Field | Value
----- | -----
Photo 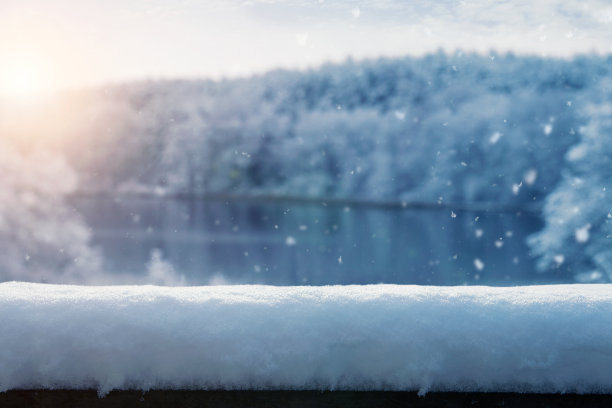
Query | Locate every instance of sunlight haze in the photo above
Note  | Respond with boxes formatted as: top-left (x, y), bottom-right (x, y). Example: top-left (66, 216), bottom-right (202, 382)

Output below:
top-left (1, 0), bottom-right (611, 96)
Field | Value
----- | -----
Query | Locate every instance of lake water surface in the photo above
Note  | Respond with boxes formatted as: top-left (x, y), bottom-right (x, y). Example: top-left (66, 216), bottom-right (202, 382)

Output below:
top-left (72, 197), bottom-right (570, 286)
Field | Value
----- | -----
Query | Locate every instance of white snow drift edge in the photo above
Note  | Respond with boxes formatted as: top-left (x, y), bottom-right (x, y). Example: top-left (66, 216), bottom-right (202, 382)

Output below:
top-left (1, 282), bottom-right (612, 395)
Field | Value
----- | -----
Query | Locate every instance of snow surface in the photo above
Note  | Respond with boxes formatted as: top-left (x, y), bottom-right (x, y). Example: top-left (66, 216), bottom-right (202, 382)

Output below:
top-left (2, 282), bottom-right (612, 396)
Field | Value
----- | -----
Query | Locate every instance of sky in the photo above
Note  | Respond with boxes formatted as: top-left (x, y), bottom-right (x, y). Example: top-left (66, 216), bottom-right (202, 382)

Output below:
top-left (1, 0), bottom-right (612, 97)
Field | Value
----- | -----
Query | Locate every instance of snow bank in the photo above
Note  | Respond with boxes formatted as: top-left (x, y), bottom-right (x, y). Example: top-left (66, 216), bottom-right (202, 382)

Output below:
top-left (2, 282), bottom-right (612, 396)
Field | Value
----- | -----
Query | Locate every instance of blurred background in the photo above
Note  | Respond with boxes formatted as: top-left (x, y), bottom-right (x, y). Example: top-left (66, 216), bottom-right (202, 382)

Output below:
top-left (2, 0), bottom-right (612, 286)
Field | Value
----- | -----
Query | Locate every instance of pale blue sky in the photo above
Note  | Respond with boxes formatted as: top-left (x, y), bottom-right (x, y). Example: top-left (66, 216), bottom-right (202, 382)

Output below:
top-left (1, 0), bottom-right (612, 94)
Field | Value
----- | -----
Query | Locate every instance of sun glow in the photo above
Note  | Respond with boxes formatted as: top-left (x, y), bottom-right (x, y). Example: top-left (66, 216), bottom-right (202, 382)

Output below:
top-left (0, 53), bottom-right (68, 146)
top-left (0, 58), bottom-right (51, 102)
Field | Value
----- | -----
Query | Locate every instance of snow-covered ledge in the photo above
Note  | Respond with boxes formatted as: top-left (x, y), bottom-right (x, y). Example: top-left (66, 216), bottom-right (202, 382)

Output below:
top-left (1, 282), bottom-right (612, 396)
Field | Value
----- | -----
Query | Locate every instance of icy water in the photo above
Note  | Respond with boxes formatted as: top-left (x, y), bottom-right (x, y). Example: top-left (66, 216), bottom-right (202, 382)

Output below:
top-left (71, 197), bottom-right (569, 286)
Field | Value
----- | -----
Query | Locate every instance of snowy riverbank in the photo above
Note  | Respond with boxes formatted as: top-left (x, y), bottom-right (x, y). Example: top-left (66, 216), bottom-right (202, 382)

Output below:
top-left (1, 282), bottom-right (612, 396)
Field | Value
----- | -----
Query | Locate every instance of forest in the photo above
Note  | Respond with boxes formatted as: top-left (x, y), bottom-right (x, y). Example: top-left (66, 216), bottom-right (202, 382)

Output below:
top-left (2, 52), bottom-right (612, 283)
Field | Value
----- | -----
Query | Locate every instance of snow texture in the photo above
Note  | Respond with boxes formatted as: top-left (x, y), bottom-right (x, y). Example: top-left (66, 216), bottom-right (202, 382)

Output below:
top-left (2, 282), bottom-right (612, 396)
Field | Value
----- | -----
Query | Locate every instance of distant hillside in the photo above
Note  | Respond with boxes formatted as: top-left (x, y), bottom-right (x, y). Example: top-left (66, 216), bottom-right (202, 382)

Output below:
top-left (39, 53), bottom-right (612, 206)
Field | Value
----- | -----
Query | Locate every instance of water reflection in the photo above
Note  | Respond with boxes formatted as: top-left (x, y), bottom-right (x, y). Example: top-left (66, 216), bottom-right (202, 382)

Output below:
top-left (71, 197), bottom-right (568, 286)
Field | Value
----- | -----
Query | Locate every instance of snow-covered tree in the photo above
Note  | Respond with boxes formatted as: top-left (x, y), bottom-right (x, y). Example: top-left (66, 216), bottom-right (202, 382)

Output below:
top-left (529, 96), bottom-right (612, 281)
top-left (0, 140), bottom-right (102, 283)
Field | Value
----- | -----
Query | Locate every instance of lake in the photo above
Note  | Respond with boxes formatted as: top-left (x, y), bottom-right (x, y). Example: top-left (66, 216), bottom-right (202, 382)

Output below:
top-left (71, 196), bottom-right (570, 286)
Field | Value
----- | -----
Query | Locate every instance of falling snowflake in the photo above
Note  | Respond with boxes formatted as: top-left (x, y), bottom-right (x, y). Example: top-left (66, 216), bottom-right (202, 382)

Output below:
top-left (544, 124), bottom-right (553, 135)
top-left (489, 131), bottom-right (502, 144)
top-left (575, 225), bottom-right (590, 243)
top-left (524, 169), bottom-right (537, 185)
